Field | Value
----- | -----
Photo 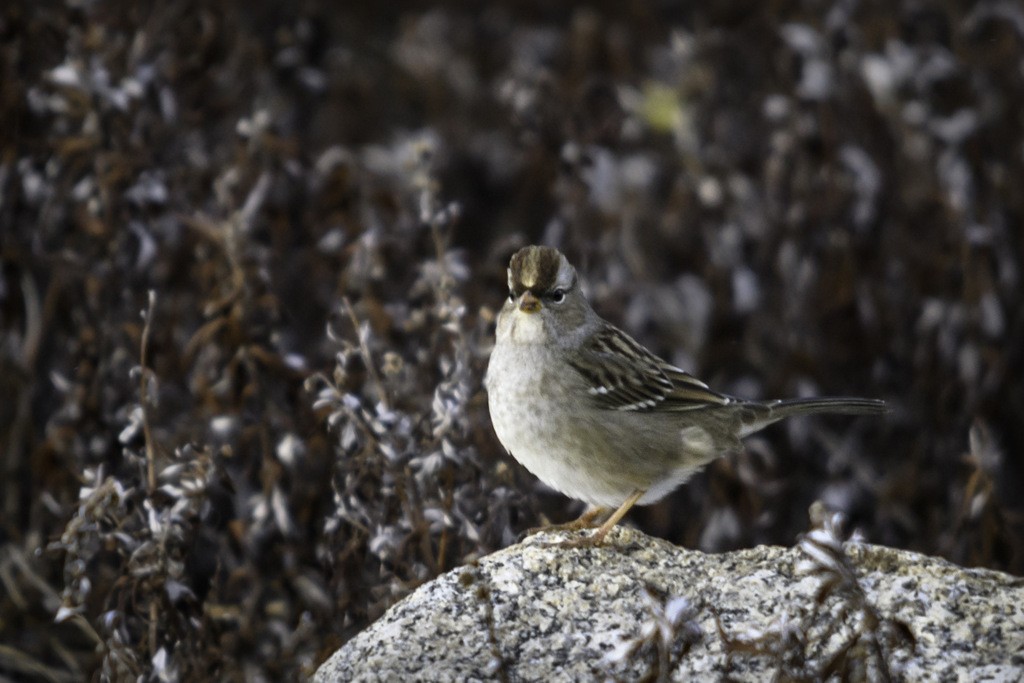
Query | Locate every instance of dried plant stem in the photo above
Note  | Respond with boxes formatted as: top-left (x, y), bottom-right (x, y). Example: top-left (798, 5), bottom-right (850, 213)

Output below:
top-left (140, 290), bottom-right (158, 494)
top-left (18, 272), bottom-right (43, 370)
top-left (343, 296), bottom-right (390, 411)
top-left (139, 291), bottom-right (160, 658)
top-left (429, 221), bottom-right (451, 293)
top-left (3, 275), bottom-right (43, 529)
top-left (149, 601), bottom-right (158, 661)
top-left (0, 642), bottom-right (77, 683)
top-left (397, 468), bottom-right (437, 573)
top-left (428, 199), bottom-right (464, 572)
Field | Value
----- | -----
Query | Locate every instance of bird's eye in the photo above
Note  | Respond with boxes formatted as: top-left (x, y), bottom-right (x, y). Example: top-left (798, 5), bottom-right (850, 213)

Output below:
top-left (508, 291), bottom-right (515, 302)
top-left (550, 289), bottom-right (566, 304)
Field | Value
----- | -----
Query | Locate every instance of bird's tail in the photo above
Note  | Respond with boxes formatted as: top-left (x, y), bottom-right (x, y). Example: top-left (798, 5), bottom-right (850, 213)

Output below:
top-left (737, 397), bottom-right (887, 437)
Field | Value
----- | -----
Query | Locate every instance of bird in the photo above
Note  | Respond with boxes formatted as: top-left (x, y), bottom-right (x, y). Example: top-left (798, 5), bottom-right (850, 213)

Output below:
top-left (484, 245), bottom-right (886, 545)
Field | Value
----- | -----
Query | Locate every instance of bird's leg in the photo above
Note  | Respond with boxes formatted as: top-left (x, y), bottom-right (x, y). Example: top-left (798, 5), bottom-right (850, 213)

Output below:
top-left (555, 489), bottom-right (645, 548)
top-left (589, 489), bottom-right (644, 544)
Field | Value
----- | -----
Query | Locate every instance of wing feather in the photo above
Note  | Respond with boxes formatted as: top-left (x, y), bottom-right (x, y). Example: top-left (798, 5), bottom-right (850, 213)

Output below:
top-left (568, 324), bottom-right (733, 412)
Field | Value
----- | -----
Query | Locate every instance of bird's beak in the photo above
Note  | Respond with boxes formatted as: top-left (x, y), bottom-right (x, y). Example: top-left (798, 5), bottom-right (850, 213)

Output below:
top-left (518, 291), bottom-right (541, 314)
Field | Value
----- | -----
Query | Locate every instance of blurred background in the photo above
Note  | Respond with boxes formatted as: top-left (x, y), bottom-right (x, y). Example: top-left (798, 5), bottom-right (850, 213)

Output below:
top-left (1, 0), bottom-right (1022, 679)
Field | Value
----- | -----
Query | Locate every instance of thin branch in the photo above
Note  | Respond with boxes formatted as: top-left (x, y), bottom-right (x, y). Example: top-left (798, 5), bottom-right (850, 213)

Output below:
top-left (138, 291), bottom-right (160, 658)
top-left (139, 290), bottom-right (158, 494)
top-left (343, 296), bottom-right (390, 411)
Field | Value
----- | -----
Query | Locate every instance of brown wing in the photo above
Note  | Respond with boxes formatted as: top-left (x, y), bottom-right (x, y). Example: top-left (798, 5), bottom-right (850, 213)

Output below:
top-left (568, 323), bottom-right (733, 412)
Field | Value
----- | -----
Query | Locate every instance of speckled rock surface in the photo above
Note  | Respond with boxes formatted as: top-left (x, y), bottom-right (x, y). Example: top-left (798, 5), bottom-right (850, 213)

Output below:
top-left (315, 528), bottom-right (1024, 682)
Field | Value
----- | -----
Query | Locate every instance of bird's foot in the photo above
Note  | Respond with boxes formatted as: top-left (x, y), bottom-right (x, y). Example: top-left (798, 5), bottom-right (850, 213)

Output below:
top-left (524, 507), bottom-right (609, 536)
top-left (542, 489), bottom-right (645, 548)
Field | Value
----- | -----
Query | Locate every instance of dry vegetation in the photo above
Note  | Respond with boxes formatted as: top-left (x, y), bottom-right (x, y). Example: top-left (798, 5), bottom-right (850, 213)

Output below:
top-left (717, 503), bottom-right (916, 682)
top-left (1, 1), bottom-right (1022, 679)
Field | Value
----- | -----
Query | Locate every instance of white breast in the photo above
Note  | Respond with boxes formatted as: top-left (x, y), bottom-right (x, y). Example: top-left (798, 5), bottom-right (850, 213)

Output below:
top-left (485, 328), bottom-right (638, 508)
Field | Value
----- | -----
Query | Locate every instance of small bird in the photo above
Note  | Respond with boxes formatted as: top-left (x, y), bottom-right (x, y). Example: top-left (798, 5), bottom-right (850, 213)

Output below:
top-left (485, 245), bottom-right (886, 545)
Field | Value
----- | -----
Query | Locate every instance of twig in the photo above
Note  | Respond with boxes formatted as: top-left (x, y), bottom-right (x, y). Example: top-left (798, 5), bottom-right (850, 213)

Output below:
top-left (138, 291), bottom-right (159, 657)
top-left (19, 271), bottom-right (43, 370)
top-left (0, 643), bottom-right (78, 683)
top-left (4, 274), bottom-right (43, 531)
top-left (342, 296), bottom-right (390, 411)
top-left (139, 290), bottom-right (158, 494)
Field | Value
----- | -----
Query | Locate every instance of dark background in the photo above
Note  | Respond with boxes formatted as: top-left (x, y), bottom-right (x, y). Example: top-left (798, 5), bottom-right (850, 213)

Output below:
top-left (1, 0), bottom-right (1022, 679)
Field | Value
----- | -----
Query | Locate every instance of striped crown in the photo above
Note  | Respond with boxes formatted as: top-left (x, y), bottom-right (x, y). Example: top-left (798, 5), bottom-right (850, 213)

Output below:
top-left (508, 246), bottom-right (575, 296)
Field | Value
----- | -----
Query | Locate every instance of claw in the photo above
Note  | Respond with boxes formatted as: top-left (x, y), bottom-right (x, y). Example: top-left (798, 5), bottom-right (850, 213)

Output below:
top-left (536, 489), bottom-right (646, 548)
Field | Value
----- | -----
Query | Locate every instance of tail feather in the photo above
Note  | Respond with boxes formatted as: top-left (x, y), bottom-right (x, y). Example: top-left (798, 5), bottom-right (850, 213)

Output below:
top-left (737, 397), bottom-right (886, 437)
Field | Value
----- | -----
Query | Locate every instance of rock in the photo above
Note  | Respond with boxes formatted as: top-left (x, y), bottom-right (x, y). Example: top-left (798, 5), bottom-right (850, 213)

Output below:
top-left (315, 527), bottom-right (1024, 682)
